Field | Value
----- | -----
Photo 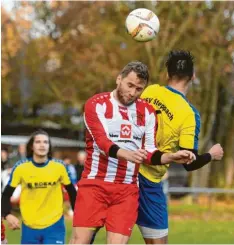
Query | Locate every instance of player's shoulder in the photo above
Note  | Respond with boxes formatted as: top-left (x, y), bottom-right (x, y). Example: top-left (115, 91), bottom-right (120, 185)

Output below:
top-left (185, 103), bottom-right (200, 128)
top-left (136, 98), bottom-right (155, 114)
top-left (146, 84), bottom-right (161, 90)
top-left (50, 158), bottom-right (66, 167)
top-left (188, 102), bottom-right (200, 116)
top-left (142, 84), bottom-right (161, 97)
top-left (181, 100), bottom-right (200, 120)
top-left (12, 158), bottom-right (31, 171)
top-left (165, 86), bottom-right (200, 116)
top-left (147, 83), bottom-right (161, 90)
top-left (86, 92), bottom-right (111, 105)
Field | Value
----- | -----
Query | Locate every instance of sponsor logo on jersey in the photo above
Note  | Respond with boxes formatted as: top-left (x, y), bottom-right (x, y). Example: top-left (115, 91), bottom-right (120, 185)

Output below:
top-left (109, 133), bottom-right (118, 138)
top-left (133, 135), bottom-right (142, 141)
top-left (27, 181), bottom-right (57, 189)
top-left (120, 124), bottom-right (132, 138)
top-left (145, 97), bottom-right (174, 121)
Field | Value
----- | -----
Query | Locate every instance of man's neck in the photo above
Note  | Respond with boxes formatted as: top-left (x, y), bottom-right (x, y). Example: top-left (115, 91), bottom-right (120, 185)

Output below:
top-left (113, 90), bottom-right (125, 106)
top-left (33, 155), bottom-right (48, 164)
top-left (167, 79), bottom-right (190, 96)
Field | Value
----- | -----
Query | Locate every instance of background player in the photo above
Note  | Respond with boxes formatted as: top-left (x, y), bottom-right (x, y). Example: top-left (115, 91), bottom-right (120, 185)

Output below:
top-left (1, 130), bottom-right (77, 244)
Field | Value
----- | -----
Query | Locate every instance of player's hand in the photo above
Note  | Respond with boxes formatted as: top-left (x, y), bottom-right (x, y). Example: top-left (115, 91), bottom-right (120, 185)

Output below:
top-left (170, 150), bottom-right (196, 164)
top-left (5, 214), bottom-right (20, 230)
top-left (126, 149), bottom-right (147, 164)
top-left (117, 149), bottom-right (147, 164)
top-left (132, 149), bottom-right (148, 164)
top-left (208, 143), bottom-right (224, 161)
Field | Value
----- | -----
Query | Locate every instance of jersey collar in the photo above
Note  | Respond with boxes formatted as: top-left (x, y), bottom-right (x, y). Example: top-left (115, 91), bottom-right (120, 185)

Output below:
top-left (31, 158), bottom-right (50, 167)
top-left (165, 86), bottom-right (188, 101)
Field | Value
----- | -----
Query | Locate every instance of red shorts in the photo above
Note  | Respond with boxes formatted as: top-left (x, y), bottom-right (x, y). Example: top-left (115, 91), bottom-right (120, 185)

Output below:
top-left (73, 179), bottom-right (139, 236)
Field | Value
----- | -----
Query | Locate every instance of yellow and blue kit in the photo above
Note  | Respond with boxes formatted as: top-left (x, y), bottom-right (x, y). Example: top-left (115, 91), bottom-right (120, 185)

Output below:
top-left (6, 158), bottom-right (73, 244)
top-left (137, 84), bottom-right (201, 230)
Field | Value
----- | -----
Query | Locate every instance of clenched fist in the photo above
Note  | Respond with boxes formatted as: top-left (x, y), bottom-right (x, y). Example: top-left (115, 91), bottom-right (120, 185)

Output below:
top-left (208, 143), bottom-right (224, 161)
top-left (161, 150), bottom-right (196, 165)
top-left (117, 148), bottom-right (147, 164)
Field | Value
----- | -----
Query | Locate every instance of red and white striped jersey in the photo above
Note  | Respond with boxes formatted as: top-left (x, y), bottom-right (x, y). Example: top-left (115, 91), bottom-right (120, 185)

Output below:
top-left (82, 92), bottom-right (158, 184)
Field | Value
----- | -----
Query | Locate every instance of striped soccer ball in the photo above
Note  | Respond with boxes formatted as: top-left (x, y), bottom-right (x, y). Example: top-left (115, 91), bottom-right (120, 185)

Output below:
top-left (125, 8), bottom-right (160, 42)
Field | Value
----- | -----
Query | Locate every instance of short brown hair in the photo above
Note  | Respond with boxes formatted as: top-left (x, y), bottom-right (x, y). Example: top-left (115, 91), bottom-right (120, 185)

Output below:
top-left (120, 61), bottom-right (149, 83)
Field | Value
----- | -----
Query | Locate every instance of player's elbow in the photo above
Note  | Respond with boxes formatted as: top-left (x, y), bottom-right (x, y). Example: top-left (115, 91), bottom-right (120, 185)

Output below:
top-left (2, 185), bottom-right (15, 198)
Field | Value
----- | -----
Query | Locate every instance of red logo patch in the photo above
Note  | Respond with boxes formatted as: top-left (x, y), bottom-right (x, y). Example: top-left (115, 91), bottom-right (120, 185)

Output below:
top-left (120, 124), bottom-right (132, 139)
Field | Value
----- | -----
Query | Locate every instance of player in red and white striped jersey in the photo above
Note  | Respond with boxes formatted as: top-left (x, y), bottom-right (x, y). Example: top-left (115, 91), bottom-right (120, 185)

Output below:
top-left (82, 91), bottom-right (157, 184)
top-left (71, 61), bottom-right (195, 244)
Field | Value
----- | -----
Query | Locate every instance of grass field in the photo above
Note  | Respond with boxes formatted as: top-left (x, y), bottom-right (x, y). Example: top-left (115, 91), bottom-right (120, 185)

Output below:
top-left (5, 203), bottom-right (234, 244)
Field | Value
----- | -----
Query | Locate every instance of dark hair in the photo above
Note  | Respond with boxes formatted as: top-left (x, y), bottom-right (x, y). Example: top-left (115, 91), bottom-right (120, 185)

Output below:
top-left (165, 50), bottom-right (194, 81)
top-left (1, 147), bottom-right (8, 153)
top-left (26, 129), bottom-right (52, 158)
top-left (120, 61), bottom-right (149, 83)
top-left (63, 156), bottom-right (70, 160)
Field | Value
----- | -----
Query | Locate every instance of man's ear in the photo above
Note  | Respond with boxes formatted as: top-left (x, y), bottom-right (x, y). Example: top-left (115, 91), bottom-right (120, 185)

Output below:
top-left (191, 73), bottom-right (196, 81)
top-left (116, 75), bottom-right (121, 85)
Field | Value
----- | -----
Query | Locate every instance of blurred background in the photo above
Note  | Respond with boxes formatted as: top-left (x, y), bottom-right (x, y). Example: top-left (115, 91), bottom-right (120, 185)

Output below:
top-left (1, 0), bottom-right (234, 243)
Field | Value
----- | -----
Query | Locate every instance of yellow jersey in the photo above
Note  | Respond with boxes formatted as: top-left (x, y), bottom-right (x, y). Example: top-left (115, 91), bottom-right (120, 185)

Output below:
top-left (140, 84), bottom-right (200, 183)
top-left (8, 158), bottom-right (71, 229)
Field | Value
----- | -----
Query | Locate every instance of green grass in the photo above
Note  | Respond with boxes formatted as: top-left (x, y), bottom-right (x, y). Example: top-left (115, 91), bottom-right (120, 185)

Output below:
top-left (5, 204), bottom-right (234, 244)
top-left (169, 220), bottom-right (234, 243)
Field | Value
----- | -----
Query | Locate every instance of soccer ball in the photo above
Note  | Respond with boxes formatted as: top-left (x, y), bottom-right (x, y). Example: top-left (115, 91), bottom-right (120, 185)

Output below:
top-left (125, 8), bottom-right (160, 42)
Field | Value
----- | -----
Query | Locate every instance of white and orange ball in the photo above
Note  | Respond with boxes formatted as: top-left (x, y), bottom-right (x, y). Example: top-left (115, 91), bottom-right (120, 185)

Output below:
top-left (125, 8), bottom-right (160, 42)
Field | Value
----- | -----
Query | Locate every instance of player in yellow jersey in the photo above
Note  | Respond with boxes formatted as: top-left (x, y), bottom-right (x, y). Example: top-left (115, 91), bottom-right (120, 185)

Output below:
top-left (1, 130), bottom-right (77, 244)
top-left (136, 50), bottom-right (224, 244)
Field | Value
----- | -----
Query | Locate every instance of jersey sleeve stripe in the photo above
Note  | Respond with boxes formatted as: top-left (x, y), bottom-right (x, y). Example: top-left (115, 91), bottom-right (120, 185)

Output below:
top-left (135, 100), bottom-right (146, 126)
top-left (53, 159), bottom-right (73, 182)
top-left (189, 105), bottom-right (200, 150)
top-left (7, 159), bottom-right (27, 185)
top-left (84, 98), bottom-right (114, 155)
